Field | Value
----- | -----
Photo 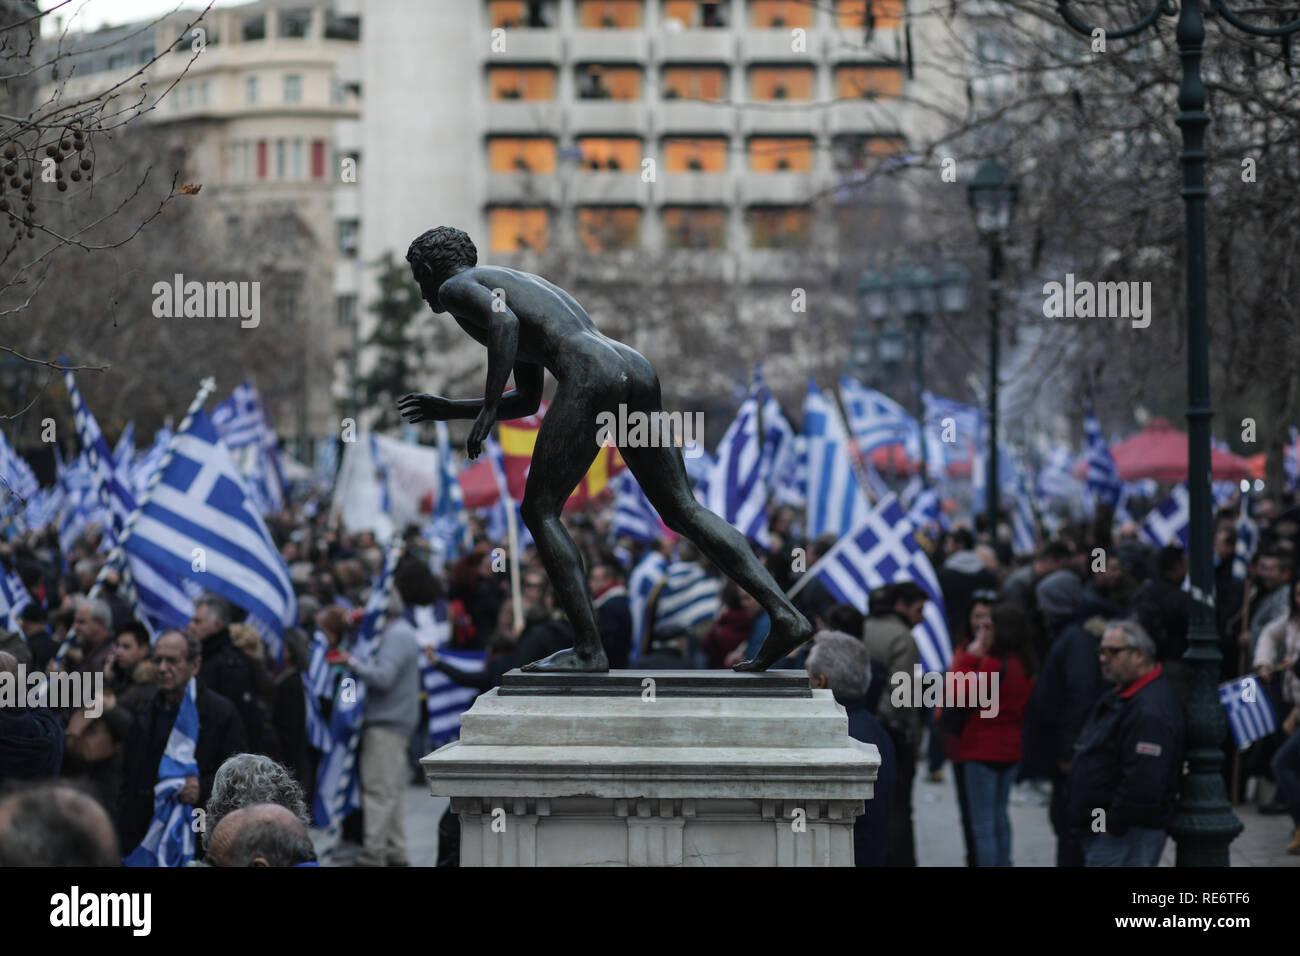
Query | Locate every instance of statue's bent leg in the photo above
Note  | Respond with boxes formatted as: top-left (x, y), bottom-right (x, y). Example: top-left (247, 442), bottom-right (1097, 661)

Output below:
top-left (620, 442), bottom-right (812, 671)
top-left (517, 385), bottom-right (609, 673)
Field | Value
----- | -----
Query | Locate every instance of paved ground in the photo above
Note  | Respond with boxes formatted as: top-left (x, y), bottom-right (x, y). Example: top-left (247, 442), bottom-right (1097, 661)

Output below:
top-left (316, 748), bottom-right (1299, 867)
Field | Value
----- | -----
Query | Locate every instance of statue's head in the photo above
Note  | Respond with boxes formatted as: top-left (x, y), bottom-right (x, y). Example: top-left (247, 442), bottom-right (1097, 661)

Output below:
top-left (406, 226), bottom-right (477, 311)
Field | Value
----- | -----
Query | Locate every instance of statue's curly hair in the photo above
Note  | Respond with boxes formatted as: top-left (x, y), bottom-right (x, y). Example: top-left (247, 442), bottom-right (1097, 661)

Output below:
top-left (406, 226), bottom-right (477, 286)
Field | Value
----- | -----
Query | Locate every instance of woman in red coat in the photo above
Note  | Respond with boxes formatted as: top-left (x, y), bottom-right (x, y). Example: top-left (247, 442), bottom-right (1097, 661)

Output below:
top-left (949, 603), bottom-right (1036, 866)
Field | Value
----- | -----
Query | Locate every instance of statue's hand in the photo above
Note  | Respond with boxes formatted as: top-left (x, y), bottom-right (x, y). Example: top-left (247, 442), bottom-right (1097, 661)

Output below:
top-left (467, 406), bottom-right (496, 460)
top-left (398, 392), bottom-right (455, 423)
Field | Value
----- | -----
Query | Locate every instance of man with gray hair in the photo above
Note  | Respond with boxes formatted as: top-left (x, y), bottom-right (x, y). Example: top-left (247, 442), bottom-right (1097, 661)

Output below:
top-left (202, 753), bottom-right (310, 852)
top-left (807, 630), bottom-right (895, 867)
top-left (187, 594), bottom-right (266, 753)
top-left (1067, 619), bottom-right (1186, 866)
top-left (70, 596), bottom-right (115, 674)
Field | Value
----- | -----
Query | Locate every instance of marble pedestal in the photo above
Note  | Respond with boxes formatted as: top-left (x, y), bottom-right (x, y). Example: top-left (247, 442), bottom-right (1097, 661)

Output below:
top-left (421, 669), bottom-right (881, 866)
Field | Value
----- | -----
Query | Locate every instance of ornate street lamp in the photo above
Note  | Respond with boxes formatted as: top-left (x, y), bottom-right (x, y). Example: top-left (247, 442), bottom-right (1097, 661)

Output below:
top-left (1049, 0), bottom-right (1300, 865)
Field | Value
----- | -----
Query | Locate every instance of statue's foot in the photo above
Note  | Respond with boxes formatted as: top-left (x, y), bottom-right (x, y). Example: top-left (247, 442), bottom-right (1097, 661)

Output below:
top-left (520, 646), bottom-right (609, 673)
top-left (732, 609), bottom-right (813, 672)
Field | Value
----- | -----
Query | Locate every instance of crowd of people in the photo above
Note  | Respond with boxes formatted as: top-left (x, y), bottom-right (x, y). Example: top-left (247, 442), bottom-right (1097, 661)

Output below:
top-left (0, 488), bottom-right (1298, 868)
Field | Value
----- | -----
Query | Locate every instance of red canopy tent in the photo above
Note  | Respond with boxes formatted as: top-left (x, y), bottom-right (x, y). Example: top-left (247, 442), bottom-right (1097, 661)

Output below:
top-left (1072, 418), bottom-right (1251, 482)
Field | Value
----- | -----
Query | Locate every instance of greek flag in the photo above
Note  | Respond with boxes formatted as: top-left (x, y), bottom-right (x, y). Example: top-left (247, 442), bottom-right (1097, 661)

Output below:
top-left (628, 549), bottom-right (668, 664)
top-left (304, 630), bottom-right (334, 752)
top-left (1084, 404), bottom-right (1124, 508)
top-left (802, 380), bottom-right (871, 539)
top-left (23, 486), bottom-right (61, 532)
top-left (131, 427), bottom-right (172, 500)
top-left (1218, 677), bottom-right (1276, 748)
top-left (123, 677), bottom-right (200, 867)
top-left (423, 648), bottom-right (487, 747)
top-left (1139, 484), bottom-right (1190, 549)
top-left (484, 435), bottom-right (533, 550)
top-left (793, 493), bottom-right (951, 674)
top-left (212, 382), bottom-right (285, 514)
top-left (684, 447), bottom-right (714, 504)
top-left (907, 486), bottom-right (945, 532)
top-left (57, 454), bottom-right (98, 555)
top-left (1012, 488), bottom-right (1037, 555)
top-left (427, 421), bottom-right (470, 560)
top-left (0, 431), bottom-right (38, 525)
top-left (838, 375), bottom-right (916, 453)
top-left (314, 543), bottom-right (401, 830)
top-left (705, 387), bottom-right (772, 549)
top-left (121, 407), bottom-right (296, 661)
top-left (1286, 427), bottom-right (1299, 493)
top-left (211, 382), bottom-right (265, 449)
top-left (652, 561), bottom-right (721, 633)
top-left (113, 421), bottom-right (136, 493)
top-left (66, 369), bottom-right (136, 546)
top-left (758, 378), bottom-right (797, 499)
top-left (1036, 445), bottom-right (1081, 501)
top-left (1232, 492), bottom-right (1257, 582)
top-left (613, 470), bottom-right (663, 543)
top-left (0, 555), bottom-right (32, 632)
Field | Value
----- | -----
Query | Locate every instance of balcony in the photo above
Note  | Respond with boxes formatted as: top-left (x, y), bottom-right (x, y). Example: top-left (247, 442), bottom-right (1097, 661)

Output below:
top-left (657, 99), bottom-right (734, 134)
top-left (740, 106), bottom-right (820, 136)
top-left (657, 29), bottom-right (735, 60)
top-left (827, 97), bottom-right (900, 136)
top-left (659, 172), bottom-right (732, 204)
top-left (569, 172), bottom-right (650, 205)
top-left (739, 171), bottom-right (821, 205)
top-left (486, 172), bottom-right (561, 204)
top-left (827, 27), bottom-right (903, 64)
top-left (569, 100), bottom-right (648, 133)
top-left (485, 100), bottom-right (563, 132)
top-left (570, 29), bottom-right (650, 62)
top-left (740, 30), bottom-right (820, 61)
top-left (492, 29), bottom-right (562, 60)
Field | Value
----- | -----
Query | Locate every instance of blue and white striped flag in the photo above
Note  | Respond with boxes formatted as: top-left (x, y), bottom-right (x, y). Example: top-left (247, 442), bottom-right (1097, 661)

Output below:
top-left (1286, 427), bottom-right (1299, 494)
top-left (652, 561), bottom-right (721, 634)
top-left (627, 549), bottom-right (668, 664)
top-left (121, 407), bottom-right (296, 661)
top-left (1036, 445), bottom-right (1081, 502)
top-left (123, 676), bottom-right (200, 867)
top-left (1084, 404), bottom-right (1124, 509)
top-left (802, 380), bottom-right (871, 539)
top-left (427, 421), bottom-right (470, 561)
top-left (758, 376), bottom-right (797, 499)
top-left (422, 648), bottom-right (487, 747)
top-left (304, 630), bottom-right (335, 752)
top-left (0, 555), bottom-right (32, 633)
top-left (0, 431), bottom-right (38, 526)
top-left (838, 376), bottom-right (916, 454)
top-left (1139, 484), bottom-right (1190, 550)
top-left (907, 486), bottom-right (945, 533)
top-left (792, 493), bottom-right (951, 674)
top-left (131, 427), bottom-right (172, 500)
top-left (57, 454), bottom-right (98, 555)
top-left (684, 447), bottom-right (714, 504)
top-left (612, 470), bottom-right (663, 543)
top-left (1232, 492), bottom-right (1257, 582)
top-left (212, 382), bottom-right (285, 515)
top-left (314, 543), bottom-right (402, 831)
top-left (705, 388), bottom-right (771, 549)
top-left (66, 369), bottom-right (137, 547)
top-left (484, 435), bottom-right (533, 551)
top-left (1218, 677), bottom-right (1276, 748)
top-left (1012, 488), bottom-right (1037, 556)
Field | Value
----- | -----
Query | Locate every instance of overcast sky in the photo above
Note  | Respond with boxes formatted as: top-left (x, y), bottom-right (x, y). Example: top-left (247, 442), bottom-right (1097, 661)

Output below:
top-left (44, 0), bottom-right (244, 33)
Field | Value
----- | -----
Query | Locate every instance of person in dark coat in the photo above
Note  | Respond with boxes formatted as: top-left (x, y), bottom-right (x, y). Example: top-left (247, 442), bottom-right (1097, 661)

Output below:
top-left (806, 631), bottom-right (895, 867)
top-left (1067, 619), bottom-right (1185, 867)
top-left (117, 630), bottom-right (247, 855)
top-left (638, 625), bottom-right (692, 670)
top-left (588, 561), bottom-right (632, 669)
top-left (0, 651), bottom-right (64, 784)
top-left (1131, 545), bottom-right (1190, 662)
top-left (187, 595), bottom-right (266, 754)
top-left (17, 602), bottom-right (58, 673)
top-left (271, 628), bottom-right (312, 790)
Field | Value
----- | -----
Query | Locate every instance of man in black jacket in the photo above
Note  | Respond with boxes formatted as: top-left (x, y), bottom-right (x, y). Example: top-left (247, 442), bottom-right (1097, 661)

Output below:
top-left (116, 630), bottom-right (247, 856)
top-left (187, 596), bottom-right (266, 753)
top-left (588, 561), bottom-right (632, 668)
top-left (1067, 619), bottom-right (1185, 867)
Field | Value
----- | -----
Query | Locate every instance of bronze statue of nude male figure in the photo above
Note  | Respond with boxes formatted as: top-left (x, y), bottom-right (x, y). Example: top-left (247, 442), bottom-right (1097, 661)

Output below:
top-left (399, 226), bottom-right (811, 672)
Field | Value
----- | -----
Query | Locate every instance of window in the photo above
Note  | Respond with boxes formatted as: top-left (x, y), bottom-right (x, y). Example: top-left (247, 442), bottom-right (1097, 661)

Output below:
top-left (749, 137), bottom-right (813, 172)
top-left (324, 12), bottom-right (360, 40)
top-left (284, 74), bottom-right (303, 103)
top-left (488, 137), bottom-right (557, 173)
top-left (836, 0), bottom-right (904, 30)
top-left (832, 134), bottom-right (905, 172)
top-left (747, 206), bottom-right (812, 247)
top-left (750, 66), bottom-right (814, 100)
top-left (489, 1), bottom-right (556, 28)
top-left (246, 75), bottom-right (259, 104)
top-left (292, 139), bottom-right (304, 180)
top-left (661, 66), bottom-right (726, 100)
top-left (242, 15), bottom-right (266, 41)
top-left (835, 65), bottom-right (903, 99)
top-left (663, 137), bottom-right (727, 172)
top-left (275, 139), bottom-right (286, 180)
top-left (198, 81), bottom-right (209, 106)
top-left (256, 140), bottom-right (268, 179)
top-left (336, 294), bottom-right (358, 329)
top-left (107, 52), bottom-right (128, 70)
top-left (280, 8), bottom-right (314, 38)
top-left (663, 206), bottom-right (727, 249)
top-left (577, 206), bottom-right (641, 252)
top-left (577, 1), bottom-right (642, 28)
top-left (138, 45), bottom-right (155, 63)
top-left (577, 66), bottom-right (641, 100)
top-left (752, 1), bottom-right (813, 28)
top-left (232, 142), bottom-right (249, 181)
top-left (488, 66), bottom-right (556, 100)
top-left (338, 220), bottom-right (359, 256)
top-left (311, 140), bottom-right (326, 179)
top-left (664, 2), bottom-right (728, 28)
top-left (577, 137), bottom-right (641, 172)
top-left (488, 207), bottom-right (549, 252)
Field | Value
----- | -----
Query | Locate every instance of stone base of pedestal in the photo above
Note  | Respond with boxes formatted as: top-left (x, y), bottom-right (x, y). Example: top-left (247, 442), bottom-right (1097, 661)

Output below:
top-left (421, 669), bottom-right (880, 867)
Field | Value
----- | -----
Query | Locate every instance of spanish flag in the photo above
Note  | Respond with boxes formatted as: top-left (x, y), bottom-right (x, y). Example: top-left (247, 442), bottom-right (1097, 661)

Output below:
top-left (497, 402), bottom-right (626, 511)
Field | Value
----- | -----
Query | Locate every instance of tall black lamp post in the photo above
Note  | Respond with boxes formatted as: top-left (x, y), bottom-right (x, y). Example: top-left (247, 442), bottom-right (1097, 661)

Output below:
top-left (967, 159), bottom-right (1019, 536)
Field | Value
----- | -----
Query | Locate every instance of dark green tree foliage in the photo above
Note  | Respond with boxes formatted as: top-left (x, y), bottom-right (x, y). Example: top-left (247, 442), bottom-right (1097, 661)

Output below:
top-left (358, 252), bottom-right (424, 431)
